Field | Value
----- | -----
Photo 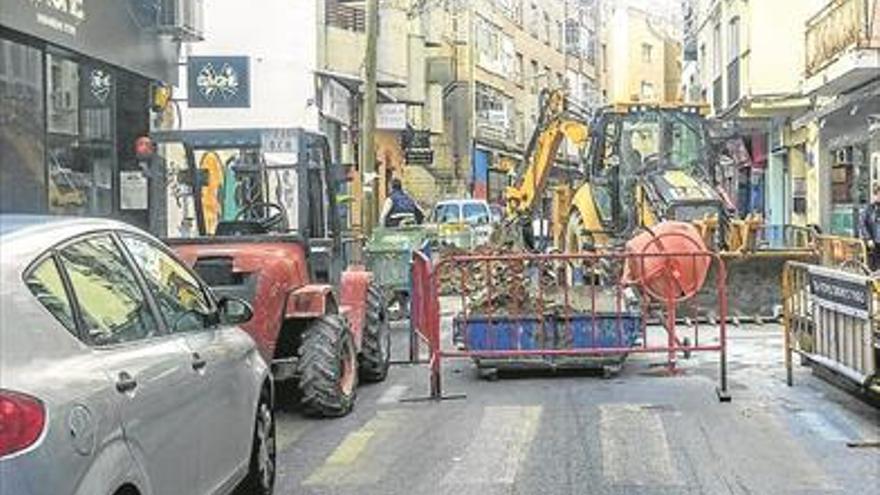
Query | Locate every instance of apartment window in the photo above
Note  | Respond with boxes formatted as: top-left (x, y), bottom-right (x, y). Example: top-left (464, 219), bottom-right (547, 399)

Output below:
top-left (641, 43), bottom-right (653, 63)
top-left (529, 3), bottom-right (539, 38)
top-left (699, 43), bottom-right (706, 77)
top-left (530, 60), bottom-right (539, 93)
top-left (641, 81), bottom-right (655, 100)
top-left (556, 20), bottom-right (563, 51)
top-left (543, 12), bottom-right (551, 45)
top-left (712, 22), bottom-right (721, 76)
top-left (325, 0), bottom-right (366, 32)
top-left (727, 17), bottom-right (740, 62)
top-left (515, 52), bottom-right (524, 85)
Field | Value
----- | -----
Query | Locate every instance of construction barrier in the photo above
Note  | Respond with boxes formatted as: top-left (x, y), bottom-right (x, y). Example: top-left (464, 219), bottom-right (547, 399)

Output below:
top-left (815, 234), bottom-right (868, 271)
top-left (411, 249), bottom-right (732, 401)
top-left (783, 261), bottom-right (879, 389)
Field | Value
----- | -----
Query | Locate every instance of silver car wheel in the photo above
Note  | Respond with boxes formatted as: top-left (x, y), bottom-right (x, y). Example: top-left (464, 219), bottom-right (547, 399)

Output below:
top-left (256, 401), bottom-right (275, 490)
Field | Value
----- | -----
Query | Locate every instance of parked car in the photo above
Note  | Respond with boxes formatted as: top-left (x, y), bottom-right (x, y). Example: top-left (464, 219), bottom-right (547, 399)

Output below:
top-left (0, 215), bottom-right (275, 495)
top-left (431, 199), bottom-right (496, 248)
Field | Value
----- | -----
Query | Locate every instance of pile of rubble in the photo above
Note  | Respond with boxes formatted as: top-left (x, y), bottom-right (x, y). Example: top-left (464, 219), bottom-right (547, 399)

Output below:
top-left (435, 244), bottom-right (556, 314)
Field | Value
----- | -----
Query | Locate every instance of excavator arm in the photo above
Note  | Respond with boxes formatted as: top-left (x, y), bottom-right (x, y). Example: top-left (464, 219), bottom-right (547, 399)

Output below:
top-left (505, 90), bottom-right (590, 219)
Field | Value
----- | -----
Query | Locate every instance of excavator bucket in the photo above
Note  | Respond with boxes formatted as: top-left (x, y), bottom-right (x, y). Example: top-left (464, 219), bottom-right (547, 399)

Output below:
top-left (692, 224), bottom-right (819, 322)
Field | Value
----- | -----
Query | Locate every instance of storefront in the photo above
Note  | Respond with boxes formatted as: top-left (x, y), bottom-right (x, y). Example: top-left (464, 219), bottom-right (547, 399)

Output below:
top-left (1, 1), bottom-right (182, 226)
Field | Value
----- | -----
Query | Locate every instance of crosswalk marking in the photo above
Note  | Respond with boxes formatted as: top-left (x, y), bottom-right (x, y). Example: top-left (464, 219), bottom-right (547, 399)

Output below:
top-left (304, 409), bottom-right (414, 486)
top-left (376, 384), bottom-right (409, 405)
top-left (442, 406), bottom-right (542, 485)
top-left (600, 404), bottom-right (681, 486)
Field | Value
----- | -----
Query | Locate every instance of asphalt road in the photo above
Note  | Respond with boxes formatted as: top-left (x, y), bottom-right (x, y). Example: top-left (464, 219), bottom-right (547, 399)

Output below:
top-left (270, 317), bottom-right (879, 495)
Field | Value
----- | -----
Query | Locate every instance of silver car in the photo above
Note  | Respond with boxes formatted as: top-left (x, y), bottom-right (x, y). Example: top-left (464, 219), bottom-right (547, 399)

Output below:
top-left (0, 216), bottom-right (275, 495)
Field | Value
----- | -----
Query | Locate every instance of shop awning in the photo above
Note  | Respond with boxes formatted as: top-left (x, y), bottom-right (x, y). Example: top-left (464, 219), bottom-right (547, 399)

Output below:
top-left (314, 68), bottom-right (407, 90)
top-left (792, 80), bottom-right (880, 130)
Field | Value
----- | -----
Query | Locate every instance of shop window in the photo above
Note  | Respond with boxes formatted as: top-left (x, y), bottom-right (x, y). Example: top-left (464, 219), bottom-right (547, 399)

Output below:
top-left (831, 145), bottom-right (869, 205)
top-left (1, 38), bottom-right (47, 213)
top-left (46, 52), bottom-right (115, 216)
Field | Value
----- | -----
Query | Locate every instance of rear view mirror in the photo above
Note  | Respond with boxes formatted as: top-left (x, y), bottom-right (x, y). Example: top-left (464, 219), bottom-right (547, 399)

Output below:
top-left (219, 297), bottom-right (253, 325)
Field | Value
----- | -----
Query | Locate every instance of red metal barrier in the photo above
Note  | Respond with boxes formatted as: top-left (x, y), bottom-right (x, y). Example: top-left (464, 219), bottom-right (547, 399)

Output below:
top-left (410, 249), bottom-right (731, 402)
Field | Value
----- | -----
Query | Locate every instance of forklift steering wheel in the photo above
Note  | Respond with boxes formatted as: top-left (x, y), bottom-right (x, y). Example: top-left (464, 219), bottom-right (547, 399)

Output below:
top-left (236, 202), bottom-right (289, 233)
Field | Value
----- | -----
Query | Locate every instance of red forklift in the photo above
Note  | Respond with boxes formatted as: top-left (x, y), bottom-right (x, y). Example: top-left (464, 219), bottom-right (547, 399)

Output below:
top-left (148, 128), bottom-right (390, 417)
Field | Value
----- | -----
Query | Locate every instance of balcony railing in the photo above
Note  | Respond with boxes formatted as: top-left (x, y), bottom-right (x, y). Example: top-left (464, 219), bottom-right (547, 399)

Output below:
top-left (713, 76), bottom-right (723, 113)
top-left (806, 0), bottom-right (880, 76)
top-left (727, 57), bottom-right (740, 106)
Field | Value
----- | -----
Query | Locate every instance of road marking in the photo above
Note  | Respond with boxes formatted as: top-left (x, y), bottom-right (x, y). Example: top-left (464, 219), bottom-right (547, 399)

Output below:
top-left (377, 384), bottom-right (409, 405)
top-left (600, 404), bottom-right (681, 486)
top-left (442, 406), bottom-right (542, 485)
top-left (304, 409), bottom-right (413, 486)
top-left (324, 431), bottom-right (375, 464)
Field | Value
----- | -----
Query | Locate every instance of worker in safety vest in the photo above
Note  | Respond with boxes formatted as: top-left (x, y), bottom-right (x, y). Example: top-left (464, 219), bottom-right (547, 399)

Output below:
top-left (380, 178), bottom-right (425, 228)
top-left (861, 183), bottom-right (880, 271)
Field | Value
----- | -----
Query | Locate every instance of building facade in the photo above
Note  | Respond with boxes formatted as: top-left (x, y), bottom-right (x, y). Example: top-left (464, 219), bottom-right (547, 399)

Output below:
top-left (693, 0), bottom-right (879, 235)
top-left (0, 0), bottom-right (194, 227)
top-left (421, 0), bottom-right (601, 206)
top-left (693, 0), bottom-right (826, 226)
top-left (795, 0), bottom-right (880, 235)
top-left (599, 1), bottom-right (682, 104)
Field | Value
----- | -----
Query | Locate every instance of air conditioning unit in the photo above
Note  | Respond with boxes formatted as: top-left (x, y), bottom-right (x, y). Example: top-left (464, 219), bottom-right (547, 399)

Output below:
top-left (157, 0), bottom-right (204, 42)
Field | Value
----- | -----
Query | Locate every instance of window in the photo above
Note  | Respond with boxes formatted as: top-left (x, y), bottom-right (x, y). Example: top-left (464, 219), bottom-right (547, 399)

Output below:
top-left (515, 52), bottom-right (524, 85)
top-left (0, 39), bottom-right (45, 214)
top-left (121, 234), bottom-right (213, 334)
top-left (433, 203), bottom-right (461, 224)
top-left (728, 17), bottom-right (740, 62)
top-left (25, 257), bottom-right (77, 336)
top-left (556, 20), bottom-right (563, 51)
top-left (58, 235), bottom-right (158, 345)
top-left (712, 22), bottom-right (722, 76)
top-left (530, 60), bottom-right (539, 94)
top-left (463, 203), bottom-right (490, 225)
top-left (641, 81), bottom-right (655, 100)
top-left (641, 43), bottom-right (653, 63)
top-left (46, 52), bottom-right (116, 216)
top-left (556, 72), bottom-right (565, 90)
top-left (543, 12), bottom-right (551, 45)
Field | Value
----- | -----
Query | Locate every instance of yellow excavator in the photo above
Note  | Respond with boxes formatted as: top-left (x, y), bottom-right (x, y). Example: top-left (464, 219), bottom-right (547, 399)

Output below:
top-left (504, 90), bottom-right (818, 320)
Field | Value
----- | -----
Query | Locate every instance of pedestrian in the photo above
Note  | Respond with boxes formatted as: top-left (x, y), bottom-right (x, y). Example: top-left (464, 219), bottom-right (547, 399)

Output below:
top-left (380, 177), bottom-right (425, 227)
top-left (861, 184), bottom-right (880, 272)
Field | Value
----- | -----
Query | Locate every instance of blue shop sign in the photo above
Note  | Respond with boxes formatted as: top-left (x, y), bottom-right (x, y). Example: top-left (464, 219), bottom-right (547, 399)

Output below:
top-left (187, 56), bottom-right (251, 108)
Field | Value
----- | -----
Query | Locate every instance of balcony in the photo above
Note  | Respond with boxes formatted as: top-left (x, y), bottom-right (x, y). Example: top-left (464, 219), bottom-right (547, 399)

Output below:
top-left (804, 0), bottom-right (880, 95)
top-left (713, 76), bottom-right (723, 114)
top-left (727, 57), bottom-right (740, 107)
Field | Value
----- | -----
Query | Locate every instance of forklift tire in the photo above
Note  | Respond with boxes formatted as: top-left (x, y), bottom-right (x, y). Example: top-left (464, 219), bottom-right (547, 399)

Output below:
top-left (297, 314), bottom-right (357, 417)
top-left (359, 283), bottom-right (392, 382)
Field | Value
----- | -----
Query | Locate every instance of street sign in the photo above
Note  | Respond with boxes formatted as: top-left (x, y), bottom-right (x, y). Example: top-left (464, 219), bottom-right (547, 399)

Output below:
top-left (377, 103), bottom-right (407, 130)
top-left (808, 265), bottom-right (872, 319)
top-left (260, 129), bottom-right (300, 155)
top-left (405, 149), bottom-right (434, 165)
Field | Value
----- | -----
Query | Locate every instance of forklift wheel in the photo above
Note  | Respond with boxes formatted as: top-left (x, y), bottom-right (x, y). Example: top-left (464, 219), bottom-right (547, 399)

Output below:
top-left (359, 283), bottom-right (392, 382)
top-left (297, 314), bottom-right (357, 417)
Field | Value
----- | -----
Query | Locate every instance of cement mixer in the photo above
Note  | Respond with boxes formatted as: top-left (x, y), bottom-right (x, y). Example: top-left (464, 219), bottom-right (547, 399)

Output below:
top-left (623, 221), bottom-right (712, 303)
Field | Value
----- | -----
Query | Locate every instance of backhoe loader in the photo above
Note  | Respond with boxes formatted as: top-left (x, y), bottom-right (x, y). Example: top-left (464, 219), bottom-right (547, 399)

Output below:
top-left (503, 91), bottom-right (818, 320)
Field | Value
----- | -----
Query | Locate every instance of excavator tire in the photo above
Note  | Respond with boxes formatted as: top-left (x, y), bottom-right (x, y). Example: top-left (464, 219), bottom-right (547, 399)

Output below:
top-left (359, 283), bottom-right (391, 382)
top-left (297, 314), bottom-right (357, 417)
